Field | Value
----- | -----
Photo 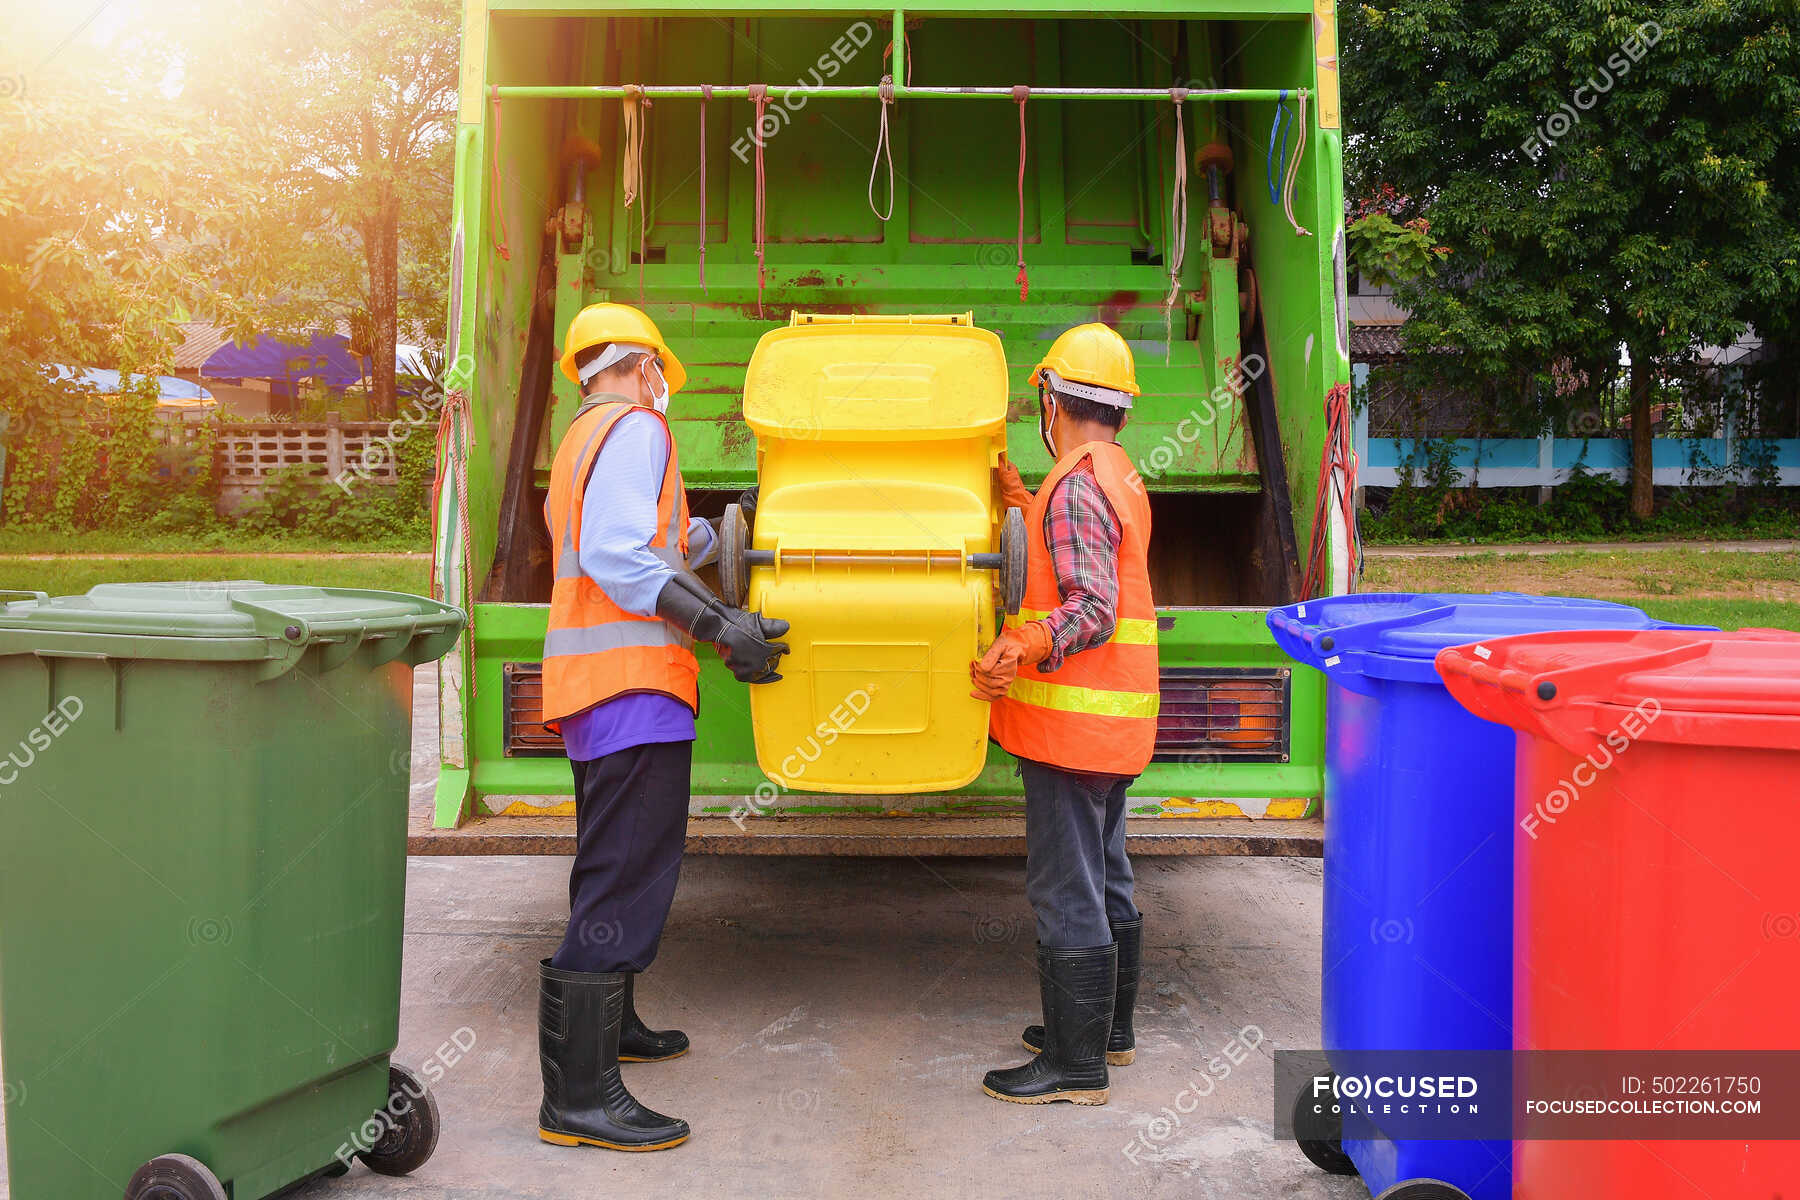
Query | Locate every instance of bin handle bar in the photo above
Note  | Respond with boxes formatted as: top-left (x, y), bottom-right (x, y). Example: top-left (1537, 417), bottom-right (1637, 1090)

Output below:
top-left (1436, 636), bottom-right (1713, 759)
top-left (0, 589), bottom-right (50, 606)
top-left (493, 84), bottom-right (1309, 103)
top-left (745, 549), bottom-right (1003, 570)
top-left (1268, 602), bottom-right (1459, 662)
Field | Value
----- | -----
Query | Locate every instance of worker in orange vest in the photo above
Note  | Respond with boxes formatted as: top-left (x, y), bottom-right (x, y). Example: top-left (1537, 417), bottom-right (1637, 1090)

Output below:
top-left (537, 303), bottom-right (790, 1152)
top-left (972, 323), bottom-right (1159, 1107)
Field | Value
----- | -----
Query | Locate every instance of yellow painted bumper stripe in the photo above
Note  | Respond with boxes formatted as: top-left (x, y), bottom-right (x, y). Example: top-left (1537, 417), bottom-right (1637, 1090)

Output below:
top-left (1006, 676), bottom-right (1161, 720)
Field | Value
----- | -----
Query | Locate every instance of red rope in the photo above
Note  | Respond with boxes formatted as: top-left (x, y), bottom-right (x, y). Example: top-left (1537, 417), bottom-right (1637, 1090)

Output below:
top-left (1012, 85), bottom-right (1030, 302)
top-left (698, 85), bottom-right (710, 292)
top-left (1303, 382), bottom-right (1359, 598)
top-left (750, 84), bottom-right (769, 319)
top-left (487, 87), bottom-right (510, 261)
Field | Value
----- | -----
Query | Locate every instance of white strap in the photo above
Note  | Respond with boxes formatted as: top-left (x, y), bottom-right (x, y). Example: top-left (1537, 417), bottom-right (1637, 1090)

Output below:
top-left (577, 341), bottom-right (655, 385)
top-left (1042, 367), bottom-right (1132, 410)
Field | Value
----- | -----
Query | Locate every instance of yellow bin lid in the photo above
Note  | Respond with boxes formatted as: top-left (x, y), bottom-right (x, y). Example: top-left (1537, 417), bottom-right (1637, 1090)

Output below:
top-left (744, 313), bottom-right (1008, 442)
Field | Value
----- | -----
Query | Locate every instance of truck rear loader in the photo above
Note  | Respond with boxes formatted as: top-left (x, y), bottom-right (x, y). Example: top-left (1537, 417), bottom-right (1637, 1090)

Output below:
top-left (421, 0), bottom-right (1357, 856)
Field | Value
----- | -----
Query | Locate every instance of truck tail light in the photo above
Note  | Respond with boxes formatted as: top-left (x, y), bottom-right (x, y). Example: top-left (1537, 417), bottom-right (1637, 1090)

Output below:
top-left (1152, 668), bottom-right (1290, 764)
top-left (503, 662), bottom-right (563, 757)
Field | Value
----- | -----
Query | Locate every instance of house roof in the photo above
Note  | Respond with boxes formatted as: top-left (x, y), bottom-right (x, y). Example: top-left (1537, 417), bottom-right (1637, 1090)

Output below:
top-left (172, 322), bottom-right (232, 370)
top-left (173, 320), bottom-right (439, 373)
top-left (1350, 324), bottom-right (1406, 361)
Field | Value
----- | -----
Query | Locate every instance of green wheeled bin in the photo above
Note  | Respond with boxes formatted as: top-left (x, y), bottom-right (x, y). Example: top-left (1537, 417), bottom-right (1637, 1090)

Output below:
top-left (0, 582), bottom-right (463, 1200)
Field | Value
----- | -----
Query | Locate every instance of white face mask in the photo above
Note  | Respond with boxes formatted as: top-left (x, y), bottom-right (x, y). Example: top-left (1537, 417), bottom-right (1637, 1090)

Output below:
top-left (642, 357), bottom-right (670, 414)
top-left (1039, 392), bottom-right (1058, 460)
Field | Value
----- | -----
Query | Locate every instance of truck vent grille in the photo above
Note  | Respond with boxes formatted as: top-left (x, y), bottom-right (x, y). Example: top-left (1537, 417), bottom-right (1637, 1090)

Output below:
top-left (503, 662), bottom-right (564, 758)
top-left (1152, 668), bottom-right (1290, 764)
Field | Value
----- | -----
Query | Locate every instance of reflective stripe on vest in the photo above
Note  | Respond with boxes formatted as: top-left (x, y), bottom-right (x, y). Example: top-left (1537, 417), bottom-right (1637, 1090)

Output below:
top-left (987, 440), bottom-right (1159, 776)
top-left (543, 619), bottom-right (689, 657)
top-left (1005, 675), bottom-right (1161, 719)
top-left (541, 399), bottom-right (697, 730)
top-left (1005, 607), bottom-right (1159, 648)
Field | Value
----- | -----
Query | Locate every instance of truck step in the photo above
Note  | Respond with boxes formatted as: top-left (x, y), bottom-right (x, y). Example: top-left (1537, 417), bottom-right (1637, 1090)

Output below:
top-left (408, 814), bottom-right (1323, 857)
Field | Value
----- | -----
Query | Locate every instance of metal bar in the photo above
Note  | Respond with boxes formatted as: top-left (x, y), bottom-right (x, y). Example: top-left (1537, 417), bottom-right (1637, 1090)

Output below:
top-left (743, 550), bottom-right (1004, 569)
top-left (494, 84), bottom-right (1307, 101)
top-left (891, 7), bottom-right (905, 86)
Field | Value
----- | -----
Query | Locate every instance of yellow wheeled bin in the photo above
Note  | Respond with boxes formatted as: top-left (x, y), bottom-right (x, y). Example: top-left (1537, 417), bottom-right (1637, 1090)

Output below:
top-left (716, 313), bottom-right (1025, 794)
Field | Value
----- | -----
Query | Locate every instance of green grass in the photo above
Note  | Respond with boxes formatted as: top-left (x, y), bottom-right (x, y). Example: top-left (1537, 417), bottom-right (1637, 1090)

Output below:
top-left (1632, 597), bottom-right (1800, 631)
top-left (1363, 549), bottom-right (1800, 632)
top-left (0, 555), bottom-right (432, 597)
top-left (0, 529), bottom-right (429, 554)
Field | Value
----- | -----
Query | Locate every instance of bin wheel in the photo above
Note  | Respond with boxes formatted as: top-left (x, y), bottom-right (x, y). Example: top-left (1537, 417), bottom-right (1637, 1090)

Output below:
top-left (1291, 1083), bottom-right (1357, 1176)
top-left (124, 1154), bottom-right (227, 1200)
top-left (1375, 1182), bottom-right (1470, 1200)
top-left (719, 501), bottom-right (750, 608)
top-left (356, 1062), bottom-right (441, 1178)
top-left (999, 506), bottom-right (1027, 616)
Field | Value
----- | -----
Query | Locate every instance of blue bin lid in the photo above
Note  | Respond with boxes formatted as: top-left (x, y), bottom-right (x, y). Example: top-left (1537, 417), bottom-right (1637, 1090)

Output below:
top-left (1266, 592), bottom-right (1712, 687)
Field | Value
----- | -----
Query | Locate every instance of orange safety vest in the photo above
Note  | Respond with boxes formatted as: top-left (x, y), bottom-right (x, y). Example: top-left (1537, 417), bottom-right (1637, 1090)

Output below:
top-left (541, 398), bottom-right (696, 731)
top-left (988, 440), bottom-right (1160, 776)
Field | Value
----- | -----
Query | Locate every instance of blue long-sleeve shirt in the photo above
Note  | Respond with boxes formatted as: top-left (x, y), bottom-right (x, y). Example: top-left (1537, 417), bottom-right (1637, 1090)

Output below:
top-left (559, 403), bottom-right (716, 761)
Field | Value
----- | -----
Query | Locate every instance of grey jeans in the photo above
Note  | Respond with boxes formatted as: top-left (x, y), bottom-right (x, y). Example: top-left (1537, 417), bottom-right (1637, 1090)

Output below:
top-left (1021, 756), bottom-right (1141, 949)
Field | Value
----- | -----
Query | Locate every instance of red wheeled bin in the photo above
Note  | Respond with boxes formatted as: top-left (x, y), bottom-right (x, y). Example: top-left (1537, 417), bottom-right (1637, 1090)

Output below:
top-left (1437, 628), bottom-right (1800, 1199)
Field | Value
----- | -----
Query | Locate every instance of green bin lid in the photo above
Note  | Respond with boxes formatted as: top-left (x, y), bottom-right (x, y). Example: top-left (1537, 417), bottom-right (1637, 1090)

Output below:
top-left (0, 581), bottom-right (464, 674)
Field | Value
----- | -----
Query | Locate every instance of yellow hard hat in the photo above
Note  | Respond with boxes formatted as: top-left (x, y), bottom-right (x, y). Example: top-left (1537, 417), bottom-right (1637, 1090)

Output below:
top-left (558, 302), bottom-right (688, 394)
top-left (1029, 323), bottom-right (1139, 397)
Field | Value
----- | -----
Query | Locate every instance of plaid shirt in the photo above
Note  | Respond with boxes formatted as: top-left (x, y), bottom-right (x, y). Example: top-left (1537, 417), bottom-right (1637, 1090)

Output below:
top-left (1038, 460), bottom-right (1121, 671)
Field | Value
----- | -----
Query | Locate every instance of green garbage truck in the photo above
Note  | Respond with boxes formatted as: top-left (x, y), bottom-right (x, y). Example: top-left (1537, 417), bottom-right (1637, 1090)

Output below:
top-left (422, 0), bottom-right (1355, 855)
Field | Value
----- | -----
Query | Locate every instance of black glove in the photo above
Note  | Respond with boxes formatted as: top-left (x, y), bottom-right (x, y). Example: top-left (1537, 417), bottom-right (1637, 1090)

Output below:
top-left (738, 487), bottom-right (759, 522)
top-left (654, 570), bottom-right (790, 684)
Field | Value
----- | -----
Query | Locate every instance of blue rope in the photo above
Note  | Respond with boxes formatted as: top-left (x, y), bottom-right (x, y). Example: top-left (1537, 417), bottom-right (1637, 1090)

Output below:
top-left (1267, 89), bottom-right (1290, 206)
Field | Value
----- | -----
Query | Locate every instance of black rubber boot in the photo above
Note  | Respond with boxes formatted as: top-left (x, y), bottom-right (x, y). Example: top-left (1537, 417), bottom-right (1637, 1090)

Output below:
top-left (1022, 916), bottom-right (1141, 1065)
top-left (983, 943), bottom-right (1116, 1105)
top-left (619, 973), bottom-right (690, 1063)
top-left (537, 960), bottom-right (690, 1151)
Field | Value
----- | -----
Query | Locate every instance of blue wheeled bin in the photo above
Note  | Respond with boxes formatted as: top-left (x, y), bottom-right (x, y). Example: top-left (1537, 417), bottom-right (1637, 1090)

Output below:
top-left (1266, 593), bottom-right (1708, 1200)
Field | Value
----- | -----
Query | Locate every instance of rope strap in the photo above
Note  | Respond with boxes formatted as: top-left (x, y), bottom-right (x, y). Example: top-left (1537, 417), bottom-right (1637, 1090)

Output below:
top-left (881, 24), bottom-right (915, 87)
top-left (1282, 89), bottom-right (1311, 237)
top-left (1012, 85), bottom-right (1030, 302)
top-left (697, 85), bottom-right (710, 291)
top-left (749, 84), bottom-right (770, 318)
top-left (622, 85), bottom-right (651, 300)
top-left (487, 87), bottom-right (511, 261)
top-left (1302, 382), bottom-right (1358, 597)
top-left (1164, 88), bottom-right (1190, 360)
top-left (868, 76), bottom-right (896, 221)
top-left (1266, 89), bottom-right (1290, 207)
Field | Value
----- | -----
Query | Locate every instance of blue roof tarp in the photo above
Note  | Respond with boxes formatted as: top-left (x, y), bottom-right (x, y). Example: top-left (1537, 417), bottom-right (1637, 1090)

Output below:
top-left (200, 331), bottom-right (366, 389)
top-left (45, 365), bottom-right (215, 409)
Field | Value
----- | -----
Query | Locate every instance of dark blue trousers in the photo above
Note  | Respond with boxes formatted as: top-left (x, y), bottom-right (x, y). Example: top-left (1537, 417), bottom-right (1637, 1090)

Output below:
top-left (1021, 756), bottom-right (1141, 949)
top-left (550, 740), bottom-right (692, 974)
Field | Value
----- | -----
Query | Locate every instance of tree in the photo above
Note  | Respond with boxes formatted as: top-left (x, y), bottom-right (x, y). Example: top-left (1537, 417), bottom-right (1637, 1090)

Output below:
top-left (1344, 1), bottom-right (1800, 516)
top-left (0, 14), bottom-right (266, 522)
top-left (180, 0), bottom-right (458, 416)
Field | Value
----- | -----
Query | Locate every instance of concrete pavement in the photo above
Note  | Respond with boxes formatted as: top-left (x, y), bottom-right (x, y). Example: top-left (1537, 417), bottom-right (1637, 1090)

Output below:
top-left (294, 852), bottom-right (1356, 1200)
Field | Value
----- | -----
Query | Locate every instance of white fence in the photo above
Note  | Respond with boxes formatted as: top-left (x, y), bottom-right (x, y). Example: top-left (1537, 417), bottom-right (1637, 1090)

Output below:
top-left (1353, 407), bottom-right (1800, 490)
top-left (216, 416), bottom-right (400, 507)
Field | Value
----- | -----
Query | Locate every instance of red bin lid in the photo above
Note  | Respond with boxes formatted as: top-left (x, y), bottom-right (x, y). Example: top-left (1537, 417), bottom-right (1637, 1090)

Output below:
top-left (1435, 628), bottom-right (1800, 752)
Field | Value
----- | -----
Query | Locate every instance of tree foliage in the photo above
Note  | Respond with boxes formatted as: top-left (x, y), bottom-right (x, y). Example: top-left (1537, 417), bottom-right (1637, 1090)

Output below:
top-left (1343, 0), bottom-right (1800, 515)
top-left (178, 0), bottom-right (458, 416)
